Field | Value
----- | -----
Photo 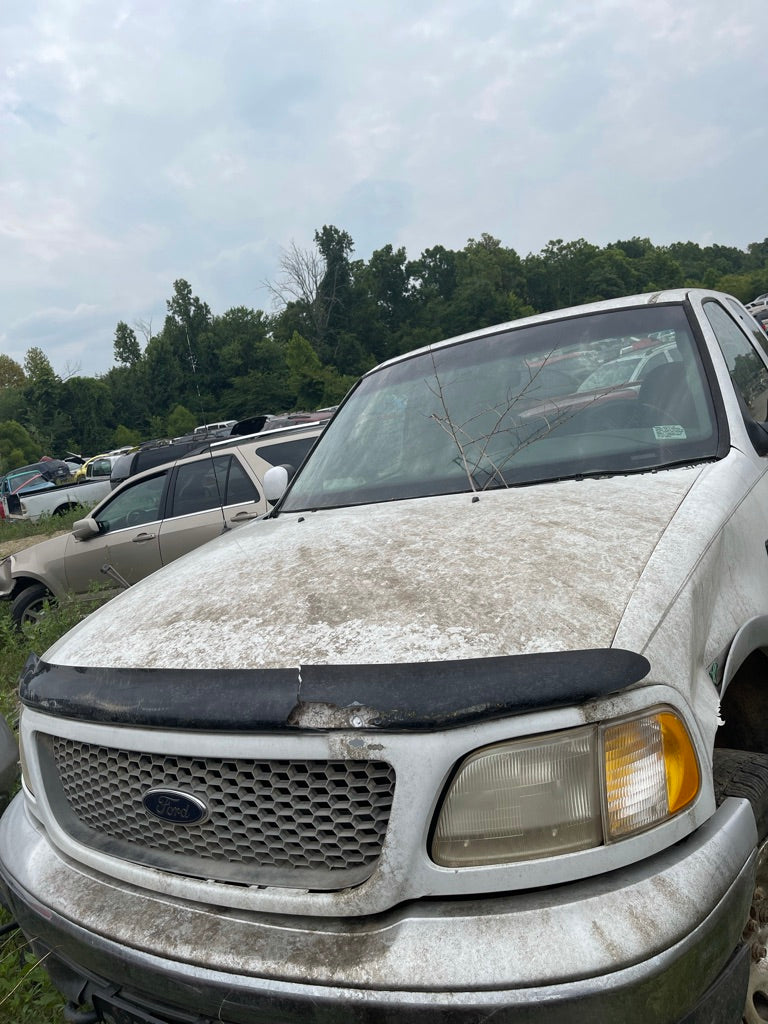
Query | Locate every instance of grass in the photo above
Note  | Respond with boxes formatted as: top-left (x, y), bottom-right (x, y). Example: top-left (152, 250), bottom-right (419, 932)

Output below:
top-left (0, 506), bottom-right (85, 548)
top-left (0, 512), bottom-right (103, 1022)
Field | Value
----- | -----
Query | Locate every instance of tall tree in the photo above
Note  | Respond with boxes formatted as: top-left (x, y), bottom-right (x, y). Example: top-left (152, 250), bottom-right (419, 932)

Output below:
top-left (314, 225), bottom-right (355, 362)
top-left (0, 354), bottom-right (25, 390)
top-left (22, 347), bottom-right (61, 451)
top-left (114, 321), bottom-right (142, 366)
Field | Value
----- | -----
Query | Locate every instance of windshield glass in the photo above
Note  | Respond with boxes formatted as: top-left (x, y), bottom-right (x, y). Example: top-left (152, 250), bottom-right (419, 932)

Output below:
top-left (282, 304), bottom-right (719, 511)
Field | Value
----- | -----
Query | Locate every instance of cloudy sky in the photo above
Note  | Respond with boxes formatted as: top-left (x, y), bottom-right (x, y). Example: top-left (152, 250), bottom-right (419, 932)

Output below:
top-left (2, 0), bottom-right (767, 378)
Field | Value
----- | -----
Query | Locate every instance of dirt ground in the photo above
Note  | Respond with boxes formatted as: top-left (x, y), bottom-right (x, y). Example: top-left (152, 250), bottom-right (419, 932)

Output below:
top-left (0, 532), bottom-right (67, 558)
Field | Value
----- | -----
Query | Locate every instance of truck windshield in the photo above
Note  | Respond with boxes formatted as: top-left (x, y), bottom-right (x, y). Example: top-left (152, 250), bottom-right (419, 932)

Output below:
top-left (282, 304), bottom-right (719, 511)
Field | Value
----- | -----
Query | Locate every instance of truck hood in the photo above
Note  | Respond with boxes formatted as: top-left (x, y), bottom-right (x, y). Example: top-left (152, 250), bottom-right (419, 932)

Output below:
top-left (45, 467), bottom-right (703, 671)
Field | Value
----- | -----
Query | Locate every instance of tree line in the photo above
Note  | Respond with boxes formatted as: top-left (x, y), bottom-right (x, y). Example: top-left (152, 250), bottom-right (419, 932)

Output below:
top-left (2, 226), bottom-right (768, 472)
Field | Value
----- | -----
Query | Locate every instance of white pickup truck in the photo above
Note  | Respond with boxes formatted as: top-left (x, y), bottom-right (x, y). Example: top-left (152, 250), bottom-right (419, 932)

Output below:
top-left (1, 476), bottom-right (112, 523)
top-left (5, 290), bottom-right (768, 1024)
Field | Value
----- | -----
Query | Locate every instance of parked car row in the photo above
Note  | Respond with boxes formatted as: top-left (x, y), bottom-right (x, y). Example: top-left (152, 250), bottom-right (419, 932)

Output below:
top-left (0, 421), bottom-right (324, 625)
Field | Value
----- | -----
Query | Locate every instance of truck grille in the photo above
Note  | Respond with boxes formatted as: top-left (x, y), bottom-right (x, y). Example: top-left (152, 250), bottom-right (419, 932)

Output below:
top-left (41, 737), bottom-right (396, 889)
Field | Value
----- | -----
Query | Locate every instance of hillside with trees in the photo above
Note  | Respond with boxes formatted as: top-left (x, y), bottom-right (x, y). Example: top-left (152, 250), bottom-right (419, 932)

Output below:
top-left (2, 227), bottom-right (768, 470)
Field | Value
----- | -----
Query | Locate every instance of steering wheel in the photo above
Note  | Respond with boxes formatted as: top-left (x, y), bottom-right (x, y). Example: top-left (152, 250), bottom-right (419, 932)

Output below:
top-left (572, 398), bottom-right (634, 431)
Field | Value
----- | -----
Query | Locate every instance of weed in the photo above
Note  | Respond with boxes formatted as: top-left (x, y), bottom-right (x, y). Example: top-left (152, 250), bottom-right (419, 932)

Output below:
top-left (0, 507), bottom-right (87, 549)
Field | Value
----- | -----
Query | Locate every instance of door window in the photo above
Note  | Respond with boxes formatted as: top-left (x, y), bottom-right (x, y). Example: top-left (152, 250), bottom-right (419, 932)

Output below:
top-left (254, 436), bottom-right (317, 470)
top-left (704, 301), bottom-right (768, 422)
top-left (224, 457), bottom-right (259, 504)
top-left (95, 473), bottom-right (168, 533)
top-left (171, 459), bottom-right (226, 516)
top-left (170, 456), bottom-right (258, 516)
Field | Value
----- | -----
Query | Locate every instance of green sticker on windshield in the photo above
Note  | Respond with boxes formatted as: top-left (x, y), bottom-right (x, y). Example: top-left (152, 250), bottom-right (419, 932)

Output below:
top-left (652, 424), bottom-right (687, 440)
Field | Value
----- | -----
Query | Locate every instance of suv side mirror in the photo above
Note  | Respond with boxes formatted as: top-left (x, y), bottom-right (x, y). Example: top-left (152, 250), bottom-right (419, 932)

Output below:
top-left (263, 465), bottom-right (289, 504)
top-left (72, 517), bottom-right (100, 540)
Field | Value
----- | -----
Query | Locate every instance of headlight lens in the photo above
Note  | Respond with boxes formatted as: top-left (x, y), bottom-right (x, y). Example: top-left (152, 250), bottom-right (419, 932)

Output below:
top-left (431, 708), bottom-right (699, 867)
top-left (602, 711), bottom-right (699, 838)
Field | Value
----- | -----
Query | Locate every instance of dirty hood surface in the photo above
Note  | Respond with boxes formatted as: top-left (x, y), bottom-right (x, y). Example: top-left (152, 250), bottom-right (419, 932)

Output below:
top-left (47, 469), bottom-right (701, 670)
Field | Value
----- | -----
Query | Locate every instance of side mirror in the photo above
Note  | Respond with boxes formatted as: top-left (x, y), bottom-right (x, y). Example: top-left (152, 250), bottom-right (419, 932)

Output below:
top-left (72, 517), bottom-right (100, 540)
top-left (263, 465), bottom-right (289, 504)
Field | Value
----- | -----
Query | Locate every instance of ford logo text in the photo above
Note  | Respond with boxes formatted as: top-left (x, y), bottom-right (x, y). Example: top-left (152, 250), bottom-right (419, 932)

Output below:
top-left (142, 789), bottom-right (209, 825)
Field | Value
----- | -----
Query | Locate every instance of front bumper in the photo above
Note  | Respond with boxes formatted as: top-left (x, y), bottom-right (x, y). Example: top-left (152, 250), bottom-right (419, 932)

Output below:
top-left (0, 793), bottom-right (758, 1024)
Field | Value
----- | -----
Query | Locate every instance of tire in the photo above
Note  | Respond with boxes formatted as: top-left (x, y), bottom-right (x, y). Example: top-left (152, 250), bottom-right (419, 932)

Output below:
top-left (714, 750), bottom-right (768, 1024)
top-left (713, 749), bottom-right (768, 841)
top-left (11, 583), bottom-right (54, 629)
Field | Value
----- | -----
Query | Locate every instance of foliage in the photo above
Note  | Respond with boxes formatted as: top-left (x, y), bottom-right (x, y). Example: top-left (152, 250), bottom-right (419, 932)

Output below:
top-left (0, 507), bottom-right (85, 550)
top-left (0, 357), bottom-right (25, 391)
top-left (2, 232), bottom-right (767, 470)
top-left (166, 404), bottom-right (197, 437)
top-left (0, 423), bottom-right (39, 475)
top-left (113, 321), bottom-right (142, 367)
top-left (0, 916), bottom-right (66, 1024)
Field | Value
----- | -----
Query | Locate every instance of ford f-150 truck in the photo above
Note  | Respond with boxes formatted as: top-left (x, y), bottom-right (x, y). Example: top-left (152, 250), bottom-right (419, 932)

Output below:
top-left (3, 290), bottom-right (768, 1023)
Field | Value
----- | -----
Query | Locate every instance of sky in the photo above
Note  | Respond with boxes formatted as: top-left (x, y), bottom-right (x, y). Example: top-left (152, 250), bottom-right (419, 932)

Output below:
top-left (2, 0), bottom-right (767, 379)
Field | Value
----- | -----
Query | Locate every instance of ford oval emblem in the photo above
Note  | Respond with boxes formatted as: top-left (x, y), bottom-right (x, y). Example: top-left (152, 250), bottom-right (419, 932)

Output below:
top-left (143, 789), bottom-right (209, 825)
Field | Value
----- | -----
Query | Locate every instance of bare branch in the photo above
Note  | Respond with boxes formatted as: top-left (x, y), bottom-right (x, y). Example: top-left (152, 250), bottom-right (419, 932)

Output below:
top-left (425, 346), bottom-right (632, 491)
top-left (133, 317), bottom-right (154, 345)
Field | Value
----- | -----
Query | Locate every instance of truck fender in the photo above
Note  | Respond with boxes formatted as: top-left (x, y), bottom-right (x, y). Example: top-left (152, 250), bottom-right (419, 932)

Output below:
top-left (721, 616), bottom-right (768, 697)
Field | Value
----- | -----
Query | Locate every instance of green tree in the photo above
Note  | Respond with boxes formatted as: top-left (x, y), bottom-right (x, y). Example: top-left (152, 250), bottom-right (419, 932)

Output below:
top-left (113, 321), bottom-right (142, 366)
top-left (22, 347), bottom-right (62, 452)
top-left (57, 376), bottom-right (114, 454)
top-left (166, 404), bottom-right (197, 437)
top-left (0, 354), bottom-right (25, 390)
top-left (314, 225), bottom-right (355, 361)
top-left (113, 424), bottom-right (143, 448)
top-left (0, 420), bottom-right (39, 473)
top-left (584, 249), bottom-right (641, 301)
top-left (286, 332), bottom-right (327, 408)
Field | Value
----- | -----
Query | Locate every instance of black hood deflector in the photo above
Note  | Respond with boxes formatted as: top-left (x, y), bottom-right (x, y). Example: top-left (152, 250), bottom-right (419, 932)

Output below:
top-left (19, 649), bottom-right (650, 732)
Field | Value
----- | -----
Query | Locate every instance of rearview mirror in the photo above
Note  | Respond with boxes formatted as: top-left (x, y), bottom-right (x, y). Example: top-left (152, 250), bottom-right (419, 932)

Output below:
top-left (72, 517), bottom-right (100, 540)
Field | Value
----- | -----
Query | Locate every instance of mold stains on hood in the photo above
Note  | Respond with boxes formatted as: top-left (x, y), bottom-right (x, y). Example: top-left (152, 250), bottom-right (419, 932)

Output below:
top-left (44, 469), bottom-right (701, 672)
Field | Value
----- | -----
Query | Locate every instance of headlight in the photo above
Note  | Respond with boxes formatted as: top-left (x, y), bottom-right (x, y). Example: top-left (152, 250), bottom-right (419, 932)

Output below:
top-left (431, 708), bottom-right (699, 868)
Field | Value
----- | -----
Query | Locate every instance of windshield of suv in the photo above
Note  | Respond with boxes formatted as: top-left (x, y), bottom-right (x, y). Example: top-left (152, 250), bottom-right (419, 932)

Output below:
top-left (282, 304), bottom-right (719, 511)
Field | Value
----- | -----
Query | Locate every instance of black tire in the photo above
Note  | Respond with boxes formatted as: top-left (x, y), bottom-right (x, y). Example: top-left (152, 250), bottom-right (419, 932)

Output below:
top-left (713, 748), bottom-right (768, 841)
top-left (11, 584), bottom-right (54, 629)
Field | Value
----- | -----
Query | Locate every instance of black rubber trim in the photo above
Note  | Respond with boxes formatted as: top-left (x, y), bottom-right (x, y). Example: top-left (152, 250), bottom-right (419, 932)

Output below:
top-left (18, 649), bottom-right (650, 732)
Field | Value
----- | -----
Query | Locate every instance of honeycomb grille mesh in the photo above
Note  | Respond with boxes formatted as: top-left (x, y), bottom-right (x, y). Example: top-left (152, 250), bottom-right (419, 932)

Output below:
top-left (47, 737), bottom-right (395, 887)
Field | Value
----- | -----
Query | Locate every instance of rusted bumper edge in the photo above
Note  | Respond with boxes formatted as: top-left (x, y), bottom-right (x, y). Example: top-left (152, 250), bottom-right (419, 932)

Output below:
top-left (0, 795), bottom-right (758, 1024)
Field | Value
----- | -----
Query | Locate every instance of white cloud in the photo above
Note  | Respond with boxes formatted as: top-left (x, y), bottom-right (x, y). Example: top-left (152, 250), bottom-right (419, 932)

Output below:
top-left (0, 0), bottom-right (767, 376)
